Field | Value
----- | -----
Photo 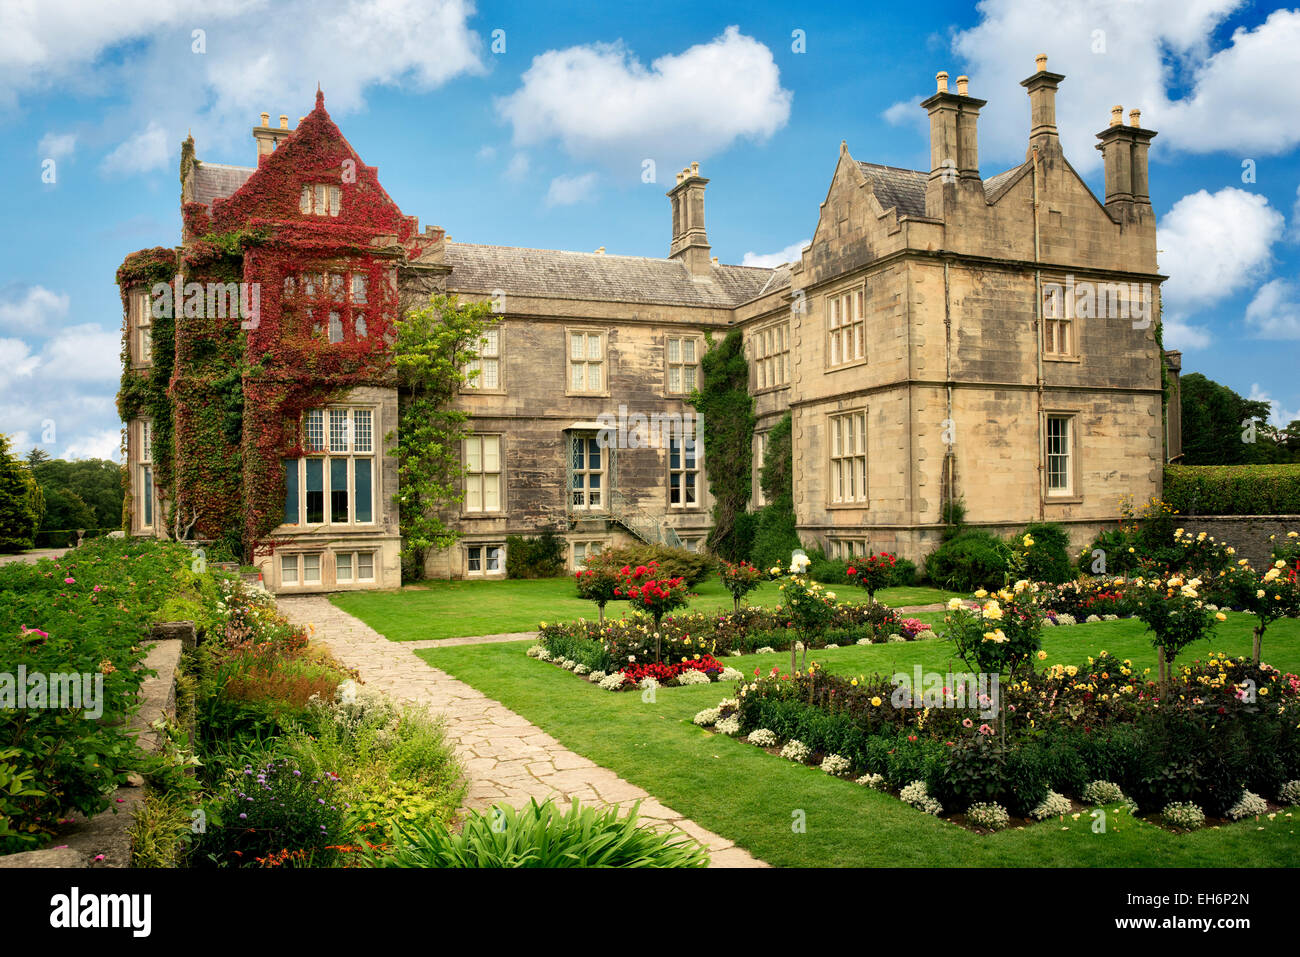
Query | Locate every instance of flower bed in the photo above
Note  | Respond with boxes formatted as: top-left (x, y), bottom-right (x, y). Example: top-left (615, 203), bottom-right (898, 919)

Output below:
top-left (701, 649), bottom-right (1300, 830)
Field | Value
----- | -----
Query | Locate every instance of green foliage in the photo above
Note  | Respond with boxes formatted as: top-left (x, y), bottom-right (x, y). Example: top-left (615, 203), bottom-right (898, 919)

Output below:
top-left (1179, 373), bottom-right (1296, 465)
top-left (940, 497), bottom-right (966, 541)
top-left (505, 529), bottom-right (568, 579)
top-left (1021, 522), bottom-right (1072, 583)
top-left (391, 295), bottom-right (499, 578)
top-left (924, 530), bottom-right (1010, 592)
top-left (760, 411), bottom-right (793, 504)
top-left (751, 412), bottom-right (801, 570)
top-left (373, 798), bottom-right (709, 868)
top-left (586, 542), bottom-right (714, 586)
top-left (691, 329), bottom-right (755, 561)
top-left (1165, 464), bottom-right (1300, 515)
top-left (0, 435), bottom-right (43, 553)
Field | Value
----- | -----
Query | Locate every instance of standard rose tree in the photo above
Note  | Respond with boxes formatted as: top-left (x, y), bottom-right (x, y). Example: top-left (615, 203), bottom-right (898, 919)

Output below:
top-left (614, 561), bottom-right (691, 662)
top-left (847, 552), bottom-right (896, 602)
top-left (718, 560), bottom-right (763, 612)
top-left (574, 566), bottom-right (620, 624)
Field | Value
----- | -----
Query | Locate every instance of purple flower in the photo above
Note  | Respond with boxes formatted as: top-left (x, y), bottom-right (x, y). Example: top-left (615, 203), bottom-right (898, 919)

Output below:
top-left (239, 813), bottom-right (247, 820)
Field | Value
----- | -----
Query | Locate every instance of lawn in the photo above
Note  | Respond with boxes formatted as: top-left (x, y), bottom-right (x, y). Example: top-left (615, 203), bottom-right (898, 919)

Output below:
top-left (415, 612), bottom-right (1300, 867)
top-left (330, 575), bottom-right (960, 642)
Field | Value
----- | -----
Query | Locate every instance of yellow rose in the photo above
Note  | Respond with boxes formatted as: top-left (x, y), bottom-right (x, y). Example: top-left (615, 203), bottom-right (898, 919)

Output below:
top-left (948, 598), bottom-right (964, 610)
top-left (871, 696), bottom-right (882, 707)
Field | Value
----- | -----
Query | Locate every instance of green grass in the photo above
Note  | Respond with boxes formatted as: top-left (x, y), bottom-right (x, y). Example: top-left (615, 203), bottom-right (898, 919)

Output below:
top-left (415, 613), bottom-right (1300, 867)
top-left (330, 576), bottom-right (961, 642)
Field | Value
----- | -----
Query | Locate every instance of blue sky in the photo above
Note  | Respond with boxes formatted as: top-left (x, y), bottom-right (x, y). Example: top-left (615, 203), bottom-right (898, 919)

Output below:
top-left (1, 0), bottom-right (1298, 460)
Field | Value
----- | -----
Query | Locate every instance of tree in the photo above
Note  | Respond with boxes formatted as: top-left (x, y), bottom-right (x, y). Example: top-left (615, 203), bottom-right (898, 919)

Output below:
top-left (751, 412), bottom-right (801, 571)
top-left (390, 294), bottom-right (498, 580)
top-left (25, 447), bottom-right (50, 467)
top-left (1179, 373), bottom-right (1294, 465)
top-left (0, 434), bottom-right (43, 553)
top-left (31, 458), bottom-right (124, 530)
top-left (690, 329), bottom-right (755, 562)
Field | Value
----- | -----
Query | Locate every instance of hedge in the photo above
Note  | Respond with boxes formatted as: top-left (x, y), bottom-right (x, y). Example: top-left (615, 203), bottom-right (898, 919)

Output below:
top-left (1164, 464), bottom-right (1300, 515)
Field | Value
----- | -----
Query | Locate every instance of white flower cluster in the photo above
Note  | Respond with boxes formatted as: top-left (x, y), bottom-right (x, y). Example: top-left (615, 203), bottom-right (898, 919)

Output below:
top-left (525, 645), bottom-right (548, 658)
top-left (887, 634), bottom-right (905, 643)
top-left (780, 739), bottom-right (811, 762)
top-left (1085, 614), bottom-right (1100, 623)
top-left (638, 676), bottom-right (659, 691)
top-left (1102, 614), bottom-right (1120, 621)
top-left (755, 646), bottom-right (776, 655)
top-left (826, 643), bottom-right (840, 649)
top-left (693, 708), bottom-right (720, 727)
top-left (573, 663), bottom-right (590, 675)
top-left (748, 728), bottom-right (778, 748)
top-left (820, 754), bottom-right (851, 776)
top-left (1081, 780), bottom-right (1126, 805)
top-left (589, 670), bottom-right (607, 683)
top-left (1161, 801), bottom-right (1206, 830)
top-left (1031, 790), bottom-right (1072, 820)
top-left (675, 669), bottom-right (711, 686)
top-left (966, 802), bottom-right (1010, 831)
top-left (560, 658), bottom-right (577, 671)
top-left (1226, 790), bottom-right (1269, 820)
top-left (1055, 614), bottom-right (1077, 626)
top-left (715, 715), bottom-right (741, 736)
top-left (856, 637), bottom-right (872, 646)
top-left (900, 780), bottom-right (942, 816)
top-left (719, 667), bottom-right (744, 682)
top-left (855, 773), bottom-right (885, 790)
top-left (1280, 780), bottom-right (1300, 806)
top-left (599, 673), bottom-right (628, 691)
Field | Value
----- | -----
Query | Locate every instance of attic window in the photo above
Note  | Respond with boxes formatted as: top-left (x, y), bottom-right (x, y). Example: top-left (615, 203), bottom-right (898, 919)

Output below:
top-left (300, 184), bottom-right (341, 217)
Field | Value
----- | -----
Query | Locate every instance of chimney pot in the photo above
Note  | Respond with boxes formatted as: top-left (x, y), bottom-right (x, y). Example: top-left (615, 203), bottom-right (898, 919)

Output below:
top-left (279, 114), bottom-right (289, 129)
top-left (1110, 105), bottom-right (1124, 127)
top-left (595, 246), bottom-right (605, 255)
top-left (1129, 108), bottom-right (1141, 128)
top-left (690, 161), bottom-right (700, 176)
top-left (260, 112), bottom-right (270, 127)
top-left (1035, 53), bottom-right (1048, 72)
top-left (956, 75), bottom-right (969, 96)
top-left (936, 71), bottom-right (949, 93)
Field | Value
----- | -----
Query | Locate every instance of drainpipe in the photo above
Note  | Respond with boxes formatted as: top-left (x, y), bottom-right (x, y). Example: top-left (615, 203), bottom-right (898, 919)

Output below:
top-left (943, 259), bottom-right (954, 522)
top-left (1032, 145), bottom-right (1045, 522)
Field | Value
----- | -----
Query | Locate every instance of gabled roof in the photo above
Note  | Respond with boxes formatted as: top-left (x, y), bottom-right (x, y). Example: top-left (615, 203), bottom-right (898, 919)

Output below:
top-left (189, 162), bottom-right (254, 206)
top-left (855, 160), bottom-right (1031, 217)
top-left (444, 243), bottom-right (774, 308)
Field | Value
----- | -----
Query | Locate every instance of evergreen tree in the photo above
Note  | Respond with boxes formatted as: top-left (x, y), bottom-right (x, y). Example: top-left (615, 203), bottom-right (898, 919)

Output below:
top-left (690, 328), bottom-right (755, 561)
top-left (0, 434), bottom-right (44, 553)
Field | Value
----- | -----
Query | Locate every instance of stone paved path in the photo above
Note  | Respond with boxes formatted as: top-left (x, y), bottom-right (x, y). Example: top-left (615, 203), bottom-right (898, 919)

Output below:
top-left (277, 596), bottom-right (764, 868)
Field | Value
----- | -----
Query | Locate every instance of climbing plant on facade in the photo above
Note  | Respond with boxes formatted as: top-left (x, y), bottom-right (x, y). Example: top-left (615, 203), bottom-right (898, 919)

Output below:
top-left (391, 294), bottom-right (498, 579)
top-left (690, 328), bottom-right (755, 563)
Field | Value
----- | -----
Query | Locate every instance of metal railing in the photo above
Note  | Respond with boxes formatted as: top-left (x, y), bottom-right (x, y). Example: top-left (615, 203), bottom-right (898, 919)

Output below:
top-left (608, 489), bottom-right (683, 547)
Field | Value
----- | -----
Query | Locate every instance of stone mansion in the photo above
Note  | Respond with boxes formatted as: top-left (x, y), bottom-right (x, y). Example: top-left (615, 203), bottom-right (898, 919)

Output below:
top-left (118, 55), bottom-right (1171, 593)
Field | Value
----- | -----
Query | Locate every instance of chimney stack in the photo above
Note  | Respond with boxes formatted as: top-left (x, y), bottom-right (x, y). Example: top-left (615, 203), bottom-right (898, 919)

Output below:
top-left (667, 162), bottom-right (712, 275)
top-left (1096, 103), bottom-right (1156, 219)
top-left (921, 69), bottom-right (986, 215)
top-left (254, 110), bottom-right (294, 162)
top-left (1020, 53), bottom-right (1065, 157)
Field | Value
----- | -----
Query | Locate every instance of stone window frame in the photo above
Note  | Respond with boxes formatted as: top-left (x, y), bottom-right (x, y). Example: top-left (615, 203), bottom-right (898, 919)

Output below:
top-left (465, 542), bottom-right (506, 577)
top-left (667, 433), bottom-right (703, 511)
top-left (285, 267), bottom-right (372, 344)
top-left (1041, 276), bottom-right (1080, 363)
top-left (663, 333), bottom-right (702, 397)
top-left (570, 539), bottom-right (605, 571)
top-left (463, 324), bottom-right (505, 394)
top-left (568, 431), bottom-right (608, 512)
top-left (750, 320), bottom-right (790, 391)
top-left (825, 284), bottom-right (866, 370)
top-left (299, 183), bottom-right (341, 217)
top-left (752, 430), bottom-right (768, 508)
top-left (565, 327), bottom-right (609, 397)
top-left (129, 287), bottom-right (153, 367)
top-left (462, 433), bottom-right (504, 515)
top-left (828, 538), bottom-right (868, 560)
top-left (335, 550), bottom-right (377, 585)
top-left (827, 408), bottom-right (869, 507)
top-left (135, 418), bottom-right (155, 531)
top-left (1042, 408), bottom-right (1083, 504)
top-left (283, 405), bottom-right (378, 529)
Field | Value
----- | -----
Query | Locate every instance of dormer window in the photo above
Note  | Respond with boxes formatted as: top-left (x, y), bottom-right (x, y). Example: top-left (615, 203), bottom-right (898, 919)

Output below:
top-left (300, 184), bottom-right (340, 217)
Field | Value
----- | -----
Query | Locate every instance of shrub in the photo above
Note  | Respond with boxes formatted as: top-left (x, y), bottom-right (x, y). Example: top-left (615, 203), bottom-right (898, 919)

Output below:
top-left (807, 549), bottom-right (851, 585)
top-left (1164, 464), bottom-right (1300, 515)
top-left (372, 798), bottom-right (709, 868)
top-left (1031, 790), bottom-right (1073, 820)
top-left (505, 529), bottom-right (567, 578)
top-left (820, 754), bottom-right (852, 776)
top-left (966, 802), bottom-right (1010, 831)
top-left (748, 728), bottom-right (777, 748)
top-left (900, 780), bottom-right (943, 816)
top-left (855, 773), bottom-right (885, 789)
top-left (1160, 801), bottom-right (1206, 830)
top-left (1020, 523), bottom-right (1072, 583)
top-left (1279, 780), bottom-right (1300, 806)
top-left (693, 708), bottom-right (720, 727)
top-left (587, 544), bottom-right (714, 586)
top-left (890, 558), bottom-right (918, 587)
top-left (1225, 790), bottom-right (1269, 821)
top-left (924, 530), bottom-right (1009, 592)
top-left (780, 739), bottom-right (811, 762)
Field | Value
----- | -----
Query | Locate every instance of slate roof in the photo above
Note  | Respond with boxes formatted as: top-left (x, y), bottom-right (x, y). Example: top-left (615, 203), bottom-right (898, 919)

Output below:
top-left (855, 160), bottom-right (1029, 217)
top-left (189, 162), bottom-right (255, 206)
top-left (444, 243), bottom-right (775, 308)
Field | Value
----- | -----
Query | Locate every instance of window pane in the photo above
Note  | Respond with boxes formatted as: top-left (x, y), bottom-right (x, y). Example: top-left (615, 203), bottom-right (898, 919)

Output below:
top-left (570, 334), bottom-right (584, 359)
top-left (354, 410), bottom-right (372, 452)
top-left (483, 435), bottom-right (500, 471)
top-left (306, 459), bottom-right (324, 523)
top-left (327, 186), bottom-right (340, 216)
top-left (484, 473), bottom-right (500, 511)
top-left (482, 329), bottom-right (499, 357)
top-left (683, 339), bottom-right (696, 362)
top-left (685, 473), bottom-right (696, 504)
top-left (466, 437), bottom-right (481, 472)
top-left (142, 466), bottom-right (153, 526)
top-left (282, 554), bottom-right (298, 584)
top-left (669, 367), bottom-right (681, 393)
top-left (587, 439), bottom-right (600, 470)
top-left (351, 274), bottom-right (367, 303)
top-left (587, 335), bottom-right (601, 359)
top-left (330, 458), bottom-right (349, 522)
top-left (466, 473), bottom-right (482, 511)
top-left (354, 458), bottom-right (372, 522)
top-left (329, 312), bottom-right (343, 343)
top-left (306, 410), bottom-right (324, 451)
top-left (299, 186), bottom-right (312, 214)
top-left (668, 338), bottom-right (680, 363)
top-left (283, 459), bottom-right (299, 524)
top-left (467, 546), bottom-right (481, 571)
top-left (303, 554), bottom-right (320, 584)
top-left (480, 358), bottom-right (499, 389)
top-left (358, 552), bottom-right (374, 580)
top-left (487, 546), bottom-right (502, 571)
top-left (337, 552), bottom-right (353, 583)
top-left (330, 409), bottom-right (348, 451)
top-left (683, 366), bottom-right (697, 392)
top-left (329, 273), bottom-right (345, 300)
top-left (588, 362), bottom-right (601, 391)
top-left (571, 363), bottom-right (584, 391)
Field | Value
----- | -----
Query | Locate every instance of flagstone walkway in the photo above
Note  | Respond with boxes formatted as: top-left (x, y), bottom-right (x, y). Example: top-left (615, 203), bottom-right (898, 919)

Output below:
top-left (276, 596), bottom-right (764, 868)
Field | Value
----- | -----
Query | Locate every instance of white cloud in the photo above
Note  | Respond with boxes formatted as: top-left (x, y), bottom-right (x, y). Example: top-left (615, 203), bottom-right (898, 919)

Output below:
top-left (1290, 184), bottom-right (1300, 242)
top-left (1248, 383), bottom-right (1300, 428)
top-left (1244, 278), bottom-right (1300, 340)
top-left (62, 429), bottom-right (123, 462)
top-left (497, 26), bottom-right (791, 171)
top-left (37, 132), bottom-right (76, 160)
top-left (948, 1), bottom-right (1300, 173)
top-left (1158, 188), bottom-right (1283, 314)
top-left (881, 98), bottom-right (927, 138)
top-left (39, 324), bottom-right (123, 383)
top-left (742, 240), bottom-right (810, 268)
top-left (0, 338), bottom-right (40, 391)
top-left (544, 172), bottom-right (598, 207)
top-left (100, 121), bottom-right (170, 177)
top-left (1160, 318), bottom-right (1212, 351)
top-left (504, 152), bottom-right (530, 182)
top-left (0, 285), bottom-right (70, 331)
top-left (476, 144), bottom-right (496, 161)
